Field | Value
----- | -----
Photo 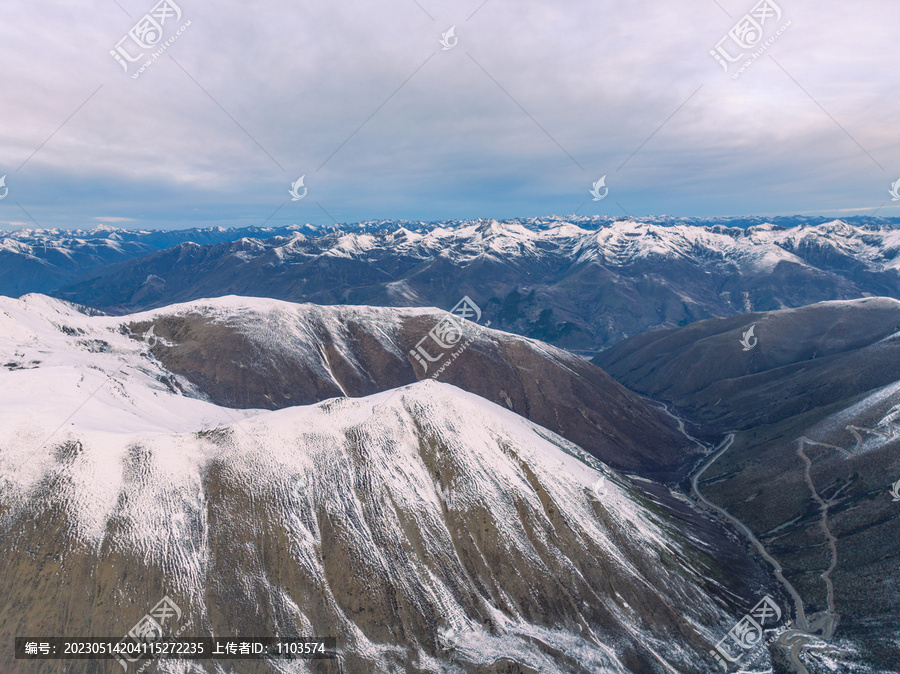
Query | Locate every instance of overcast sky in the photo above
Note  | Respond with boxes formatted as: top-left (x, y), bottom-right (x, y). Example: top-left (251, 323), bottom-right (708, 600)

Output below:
top-left (1, 0), bottom-right (898, 230)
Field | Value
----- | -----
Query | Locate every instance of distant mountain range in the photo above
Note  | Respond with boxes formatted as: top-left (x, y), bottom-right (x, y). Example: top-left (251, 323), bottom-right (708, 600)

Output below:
top-left (22, 218), bottom-right (899, 355)
top-left (0, 223), bottom-right (308, 296)
top-left (2, 218), bottom-right (899, 352)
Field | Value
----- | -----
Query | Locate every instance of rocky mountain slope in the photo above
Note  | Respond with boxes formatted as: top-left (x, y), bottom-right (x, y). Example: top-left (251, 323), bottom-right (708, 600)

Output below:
top-left (42, 219), bottom-right (900, 354)
top-left (0, 294), bottom-right (777, 673)
top-left (595, 298), bottom-right (900, 672)
top-left (119, 295), bottom-right (695, 480)
top-left (595, 297), bottom-right (900, 436)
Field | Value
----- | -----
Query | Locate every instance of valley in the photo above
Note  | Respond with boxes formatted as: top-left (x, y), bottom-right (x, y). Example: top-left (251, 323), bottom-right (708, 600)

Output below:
top-left (600, 298), bottom-right (900, 672)
top-left (2, 221), bottom-right (899, 672)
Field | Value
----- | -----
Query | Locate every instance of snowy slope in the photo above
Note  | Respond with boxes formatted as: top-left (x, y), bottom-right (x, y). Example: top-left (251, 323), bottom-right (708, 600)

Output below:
top-left (127, 294), bottom-right (700, 478)
top-left (0, 295), bottom-right (776, 673)
top-left (1, 293), bottom-right (702, 481)
top-left (0, 294), bottom-right (257, 439)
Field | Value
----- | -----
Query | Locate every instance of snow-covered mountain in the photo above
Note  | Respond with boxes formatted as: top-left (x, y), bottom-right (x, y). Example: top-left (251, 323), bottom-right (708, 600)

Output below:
top-left (0, 294), bottom-right (777, 673)
top-left (115, 294), bottom-right (695, 479)
top-left (36, 218), bottom-right (900, 353)
top-left (0, 224), bottom-right (307, 297)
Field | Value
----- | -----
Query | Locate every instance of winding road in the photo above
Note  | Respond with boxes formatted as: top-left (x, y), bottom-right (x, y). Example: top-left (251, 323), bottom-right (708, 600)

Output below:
top-left (689, 433), bottom-right (839, 674)
top-left (795, 441), bottom-right (839, 627)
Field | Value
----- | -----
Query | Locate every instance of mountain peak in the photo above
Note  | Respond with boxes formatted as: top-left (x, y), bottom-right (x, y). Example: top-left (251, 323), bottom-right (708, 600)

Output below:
top-left (0, 298), bottom-right (769, 671)
top-left (475, 218), bottom-right (502, 235)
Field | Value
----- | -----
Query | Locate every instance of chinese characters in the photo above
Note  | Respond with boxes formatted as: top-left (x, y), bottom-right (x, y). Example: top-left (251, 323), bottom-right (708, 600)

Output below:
top-left (110, 0), bottom-right (192, 79)
top-left (409, 296), bottom-right (490, 378)
top-left (710, 595), bottom-right (782, 670)
top-left (709, 0), bottom-right (791, 79)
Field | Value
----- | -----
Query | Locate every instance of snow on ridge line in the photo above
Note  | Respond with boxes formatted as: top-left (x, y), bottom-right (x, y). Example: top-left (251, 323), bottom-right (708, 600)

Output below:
top-left (0, 292), bottom-right (104, 318)
top-left (0, 293), bottom-right (484, 329)
top-left (2, 283), bottom-right (567, 441)
top-left (0, 378), bottom-right (653, 572)
top-left (7, 218), bottom-right (900, 283)
top-left (121, 294), bottom-right (463, 323)
top-left (3, 217), bottom-right (899, 256)
top-left (0, 373), bottom-right (710, 674)
top-left (119, 294), bottom-right (591, 371)
top-left (0, 292), bottom-right (550, 378)
top-left (751, 296), bottom-right (900, 317)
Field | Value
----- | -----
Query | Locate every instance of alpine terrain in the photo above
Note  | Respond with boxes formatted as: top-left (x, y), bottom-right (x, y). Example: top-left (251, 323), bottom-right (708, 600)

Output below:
top-left (2, 218), bottom-right (898, 354)
top-left (0, 294), bottom-right (779, 673)
top-left (596, 298), bottom-right (900, 672)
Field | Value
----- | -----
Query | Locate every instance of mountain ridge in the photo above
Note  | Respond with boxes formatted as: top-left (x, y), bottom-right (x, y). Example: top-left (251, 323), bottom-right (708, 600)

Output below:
top-left (3, 292), bottom-right (697, 479)
top-left (31, 218), bottom-right (900, 354)
top-left (0, 293), bottom-right (778, 673)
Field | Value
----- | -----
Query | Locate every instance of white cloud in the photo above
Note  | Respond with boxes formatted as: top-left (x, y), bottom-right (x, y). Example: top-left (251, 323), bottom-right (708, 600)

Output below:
top-left (0, 0), bottom-right (896, 227)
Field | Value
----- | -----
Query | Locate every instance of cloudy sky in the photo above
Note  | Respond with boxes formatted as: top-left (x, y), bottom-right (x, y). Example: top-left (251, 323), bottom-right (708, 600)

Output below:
top-left (1, 0), bottom-right (897, 230)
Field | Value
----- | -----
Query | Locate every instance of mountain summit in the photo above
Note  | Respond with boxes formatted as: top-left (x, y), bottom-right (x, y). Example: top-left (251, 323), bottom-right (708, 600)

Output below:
top-left (34, 219), bottom-right (900, 352)
top-left (0, 294), bottom-right (774, 672)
